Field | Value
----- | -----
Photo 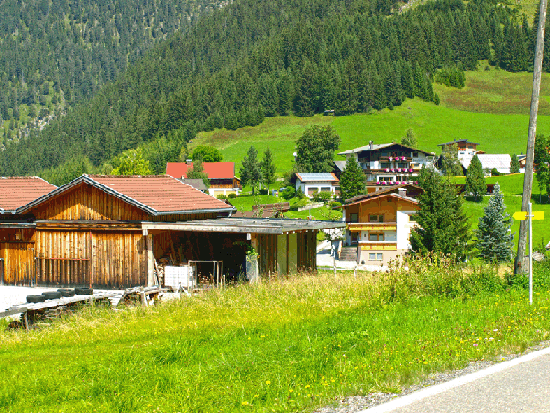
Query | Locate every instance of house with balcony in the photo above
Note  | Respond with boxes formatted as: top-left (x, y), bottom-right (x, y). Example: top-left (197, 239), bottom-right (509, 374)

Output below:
top-left (437, 139), bottom-right (481, 158)
top-left (337, 142), bottom-right (435, 192)
top-left (339, 184), bottom-right (421, 265)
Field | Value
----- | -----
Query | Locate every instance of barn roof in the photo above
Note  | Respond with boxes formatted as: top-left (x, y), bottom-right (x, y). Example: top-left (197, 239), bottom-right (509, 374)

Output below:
top-left (18, 175), bottom-right (235, 216)
top-left (166, 162), bottom-right (236, 179)
top-left (0, 177), bottom-right (57, 213)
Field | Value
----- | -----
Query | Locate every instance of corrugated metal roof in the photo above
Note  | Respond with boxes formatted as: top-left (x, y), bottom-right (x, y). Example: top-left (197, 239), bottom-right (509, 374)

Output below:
top-left (295, 173), bottom-right (339, 182)
top-left (18, 175), bottom-right (234, 216)
top-left (461, 154), bottom-right (511, 173)
top-left (0, 177), bottom-right (57, 212)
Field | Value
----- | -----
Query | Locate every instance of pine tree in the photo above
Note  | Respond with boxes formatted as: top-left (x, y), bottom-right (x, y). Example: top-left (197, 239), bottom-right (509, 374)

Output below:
top-left (339, 159), bottom-right (365, 201)
top-left (401, 128), bottom-right (417, 148)
top-left (187, 157), bottom-right (210, 189)
top-left (476, 183), bottom-right (513, 263)
top-left (261, 148), bottom-right (276, 191)
top-left (465, 154), bottom-right (486, 201)
top-left (534, 135), bottom-right (550, 201)
top-left (240, 146), bottom-right (262, 194)
top-left (410, 167), bottom-right (470, 260)
top-left (510, 154), bottom-right (520, 174)
top-left (441, 143), bottom-right (463, 176)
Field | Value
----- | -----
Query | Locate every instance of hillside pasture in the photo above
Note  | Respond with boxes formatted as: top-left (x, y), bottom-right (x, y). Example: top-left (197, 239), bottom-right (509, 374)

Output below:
top-left (191, 68), bottom-right (550, 175)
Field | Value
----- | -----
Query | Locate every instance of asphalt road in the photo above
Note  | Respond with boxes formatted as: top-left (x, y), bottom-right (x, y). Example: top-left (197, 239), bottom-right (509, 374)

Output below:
top-left (362, 347), bottom-right (550, 413)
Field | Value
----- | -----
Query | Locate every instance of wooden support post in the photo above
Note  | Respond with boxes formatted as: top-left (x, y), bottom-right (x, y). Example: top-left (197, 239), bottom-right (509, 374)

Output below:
top-left (23, 311), bottom-right (28, 331)
top-left (140, 291), bottom-right (147, 306)
top-left (145, 230), bottom-right (155, 287)
top-left (89, 231), bottom-right (93, 289)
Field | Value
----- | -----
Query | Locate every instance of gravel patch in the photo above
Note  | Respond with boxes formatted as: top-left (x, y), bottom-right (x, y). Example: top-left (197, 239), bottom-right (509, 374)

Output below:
top-left (315, 340), bottom-right (550, 413)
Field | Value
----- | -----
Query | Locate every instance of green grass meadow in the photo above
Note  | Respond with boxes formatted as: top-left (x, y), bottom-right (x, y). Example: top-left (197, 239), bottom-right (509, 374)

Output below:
top-left (1, 266), bottom-right (550, 413)
top-left (191, 69), bottom-right (550, 176)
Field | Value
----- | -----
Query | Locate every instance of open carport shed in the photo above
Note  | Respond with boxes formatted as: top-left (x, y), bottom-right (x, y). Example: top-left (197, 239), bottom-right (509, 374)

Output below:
top-left (142, 218), bottom-right (345, 284)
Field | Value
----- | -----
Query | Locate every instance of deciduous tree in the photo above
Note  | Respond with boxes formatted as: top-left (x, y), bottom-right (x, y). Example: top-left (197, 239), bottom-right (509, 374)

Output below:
top-left (295, 125), bottom-right (340, 173)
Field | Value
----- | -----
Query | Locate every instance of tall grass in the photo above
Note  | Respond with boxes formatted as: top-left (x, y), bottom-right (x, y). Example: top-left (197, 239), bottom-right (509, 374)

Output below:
top-left (0, 259), bottom-right (549, 412)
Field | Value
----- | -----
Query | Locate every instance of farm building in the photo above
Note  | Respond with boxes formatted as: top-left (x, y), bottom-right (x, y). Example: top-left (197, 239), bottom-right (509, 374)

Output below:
top-left (0, 175), bottom-right (342, 288)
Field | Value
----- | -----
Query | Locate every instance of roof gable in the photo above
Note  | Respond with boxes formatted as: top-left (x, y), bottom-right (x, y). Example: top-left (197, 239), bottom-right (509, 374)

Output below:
top-left (338, 142), bottom-right (433, 156)
top-left (18, 175), bottom-right (234, 216)
top-left (344, 193), bottom-right (419, 208)
top-left (166, 162), bottom-right (235, 179)
top-left (0, 177), bottom-right (57, 212)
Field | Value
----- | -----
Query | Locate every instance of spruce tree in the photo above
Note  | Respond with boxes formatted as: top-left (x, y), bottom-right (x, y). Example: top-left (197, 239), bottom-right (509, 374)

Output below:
top-left (339, 159), bottom-right (366, 201)
top-left (240, 146), bottom-right (262, 194)
top-left (410, 167), bottom-right (470, 260)
top-left (510, 154), bottom-right (520, 174)
top-left (401, 128), bottom-right (417, 148)
top-left (260, 148), bottom-right (276, 191)
top-left (187, 157), bottom-right (210, 189)
top-left (476, 183), bottom-right (513, 263)
top-left (465, 154), bottom-right (486, 201)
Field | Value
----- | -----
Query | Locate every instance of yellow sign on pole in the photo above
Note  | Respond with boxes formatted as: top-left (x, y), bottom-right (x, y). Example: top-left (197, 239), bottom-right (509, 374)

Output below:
top-left (513, 211), bottom-right (544, 221)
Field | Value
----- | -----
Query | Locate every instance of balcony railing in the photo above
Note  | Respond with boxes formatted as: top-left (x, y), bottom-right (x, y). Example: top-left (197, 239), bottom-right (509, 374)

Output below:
top-left (347, 222), bottom-right (397, 231)
top-left (379, 156), bottom-right (412, 162)
top-left (359, 242), bottom-right (398, 251)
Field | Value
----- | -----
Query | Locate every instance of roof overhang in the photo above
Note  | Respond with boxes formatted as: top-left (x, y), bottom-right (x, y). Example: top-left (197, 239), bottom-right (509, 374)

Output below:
top-left (16, 175), bottom-right (235, 216)
top-left (0, 222), bottom-right (36, 229)
top-left (142, 218), bottom-right (345, 235)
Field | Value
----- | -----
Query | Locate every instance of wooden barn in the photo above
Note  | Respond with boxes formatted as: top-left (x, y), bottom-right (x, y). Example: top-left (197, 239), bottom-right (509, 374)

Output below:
top-left (0, 175), bottom-right (343, 288)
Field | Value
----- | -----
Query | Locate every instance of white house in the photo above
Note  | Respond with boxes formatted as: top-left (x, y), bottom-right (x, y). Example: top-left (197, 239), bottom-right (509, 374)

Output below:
top-left (295, 173), bottom-right (340, 198)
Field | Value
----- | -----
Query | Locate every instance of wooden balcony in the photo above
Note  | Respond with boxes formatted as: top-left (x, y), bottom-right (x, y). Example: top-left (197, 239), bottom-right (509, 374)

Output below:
top-left (347, 222), bottom-right (397, 231)
top-left (359, 242), bottom-right (397, 251)
top-left (379, 156), bottom-right (412, 162)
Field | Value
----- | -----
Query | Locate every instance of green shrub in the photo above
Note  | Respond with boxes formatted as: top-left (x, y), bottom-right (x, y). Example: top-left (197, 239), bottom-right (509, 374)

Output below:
top-left (281, 187), bottom-right (296, 200)
top-left (228, 193), bottom-right (237, 199)
top-left (313, 190), bottom-right (333, 203)
top-left (330, 201), bottom-right (342, 209)
top-left (216, 194), bottom-right (227, 200)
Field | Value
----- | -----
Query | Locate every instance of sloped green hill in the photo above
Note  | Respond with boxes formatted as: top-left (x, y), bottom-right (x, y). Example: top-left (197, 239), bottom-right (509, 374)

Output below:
top-left (1, 0), bottom-right (536, 183)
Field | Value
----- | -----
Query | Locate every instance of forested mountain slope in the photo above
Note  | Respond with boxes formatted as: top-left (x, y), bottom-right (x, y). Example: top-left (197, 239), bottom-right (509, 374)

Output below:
top-left (0, 0), bottom-right (226, 145)
top-left (0, 0), bottom-right (542, 181)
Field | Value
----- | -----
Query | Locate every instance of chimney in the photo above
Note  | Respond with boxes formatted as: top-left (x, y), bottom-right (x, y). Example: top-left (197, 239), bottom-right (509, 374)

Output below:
top-left (369, 140), bottom-right (373, 150)
top-left (398, 188), bottom-right (407, 198)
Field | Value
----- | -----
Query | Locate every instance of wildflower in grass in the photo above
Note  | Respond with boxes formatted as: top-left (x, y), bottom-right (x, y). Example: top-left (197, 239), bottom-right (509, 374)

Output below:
top-left (266, 380), bottom-right (271, 385)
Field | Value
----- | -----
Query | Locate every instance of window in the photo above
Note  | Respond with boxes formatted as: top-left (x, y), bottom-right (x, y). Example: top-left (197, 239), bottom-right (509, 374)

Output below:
top-left (369, 215), bottom-right (384, 223)
top-left (398, 162), bottom-right (407, 168)
top-left (369, 233), bottom-right (384, 241)
top-left (381, 162), bottom-right (390, 169)
top-left (412, 152), bottom-right (418, 158)
top-left (369, 253), bottom-right (384, 261)
top-left (350, 213), bottom-right (358, 223)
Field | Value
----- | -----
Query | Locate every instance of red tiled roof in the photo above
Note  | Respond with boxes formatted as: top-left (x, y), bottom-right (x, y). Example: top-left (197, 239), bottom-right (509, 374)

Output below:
top-left (0, 177), bottom-right (57, 211)
top-left (18, 175), bottom-right (234, 215)
top-left (166, 162), bottom-right (235, 179)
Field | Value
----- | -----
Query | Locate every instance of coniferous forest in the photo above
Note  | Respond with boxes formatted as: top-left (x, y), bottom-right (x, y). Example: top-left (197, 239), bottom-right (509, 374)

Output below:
top-left (0, 0), bottom-right (545, 182)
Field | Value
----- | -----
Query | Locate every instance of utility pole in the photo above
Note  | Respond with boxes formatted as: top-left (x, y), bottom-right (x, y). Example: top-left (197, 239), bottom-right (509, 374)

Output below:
top-left (516, 0), bottom-right (548, 274)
